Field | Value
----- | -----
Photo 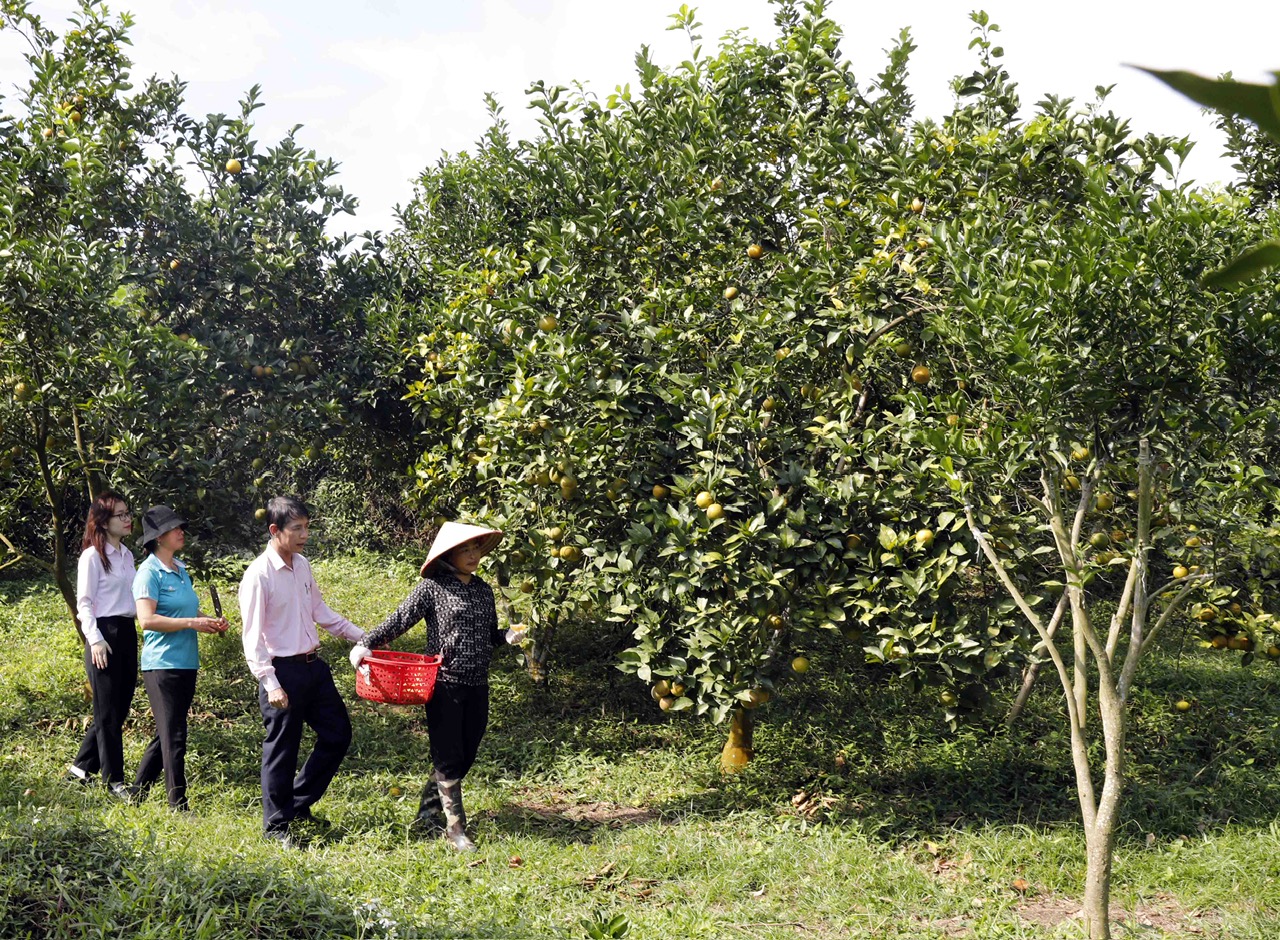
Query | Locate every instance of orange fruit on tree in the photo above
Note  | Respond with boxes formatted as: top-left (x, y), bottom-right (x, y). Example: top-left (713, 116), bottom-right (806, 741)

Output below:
top-left (1172, 565), bottom-right (1189, 579)
top-left (225, 158), bottom-right (243, 174)
top-left (706, 503), bottom-right (725, 521)
top-left (695, 490), bottom-right (714, 509)
top-left (747, 243), bottom-right (765, 260)
top-left (911, 365), bottom-right (931, 384)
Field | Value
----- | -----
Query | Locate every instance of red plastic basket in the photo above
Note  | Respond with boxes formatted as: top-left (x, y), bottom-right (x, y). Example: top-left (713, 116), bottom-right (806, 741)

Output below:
top-left (355, 650), bottom-right (441, 705)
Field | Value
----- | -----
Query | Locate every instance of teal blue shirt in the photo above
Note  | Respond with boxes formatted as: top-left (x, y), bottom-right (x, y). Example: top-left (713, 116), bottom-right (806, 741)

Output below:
top-left (133, 554), bottom-right (200, 671)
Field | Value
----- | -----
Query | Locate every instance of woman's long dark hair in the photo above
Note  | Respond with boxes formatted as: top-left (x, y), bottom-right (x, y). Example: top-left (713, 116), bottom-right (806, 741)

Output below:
top-left (82, 491), bottom-right (127, 572)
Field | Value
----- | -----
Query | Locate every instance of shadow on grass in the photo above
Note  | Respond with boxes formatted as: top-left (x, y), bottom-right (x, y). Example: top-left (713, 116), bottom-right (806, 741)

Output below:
top-left (0, 813), bottom-right (527, 939)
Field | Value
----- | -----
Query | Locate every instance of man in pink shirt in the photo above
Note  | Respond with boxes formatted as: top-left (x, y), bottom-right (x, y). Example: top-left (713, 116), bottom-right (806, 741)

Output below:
top-left (239, 495), bottom-right (368, 845)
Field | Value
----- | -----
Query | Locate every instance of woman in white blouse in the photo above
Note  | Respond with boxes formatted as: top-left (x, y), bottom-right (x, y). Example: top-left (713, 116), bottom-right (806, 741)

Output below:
top-left (68, 490), bottom-right (140, 800)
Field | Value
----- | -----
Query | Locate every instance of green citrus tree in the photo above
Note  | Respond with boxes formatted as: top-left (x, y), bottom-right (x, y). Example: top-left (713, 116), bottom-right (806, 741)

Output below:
top-left (0, 0), bottom-right (380, 625)
top-left (907, 39), bottom-right (1280, 940)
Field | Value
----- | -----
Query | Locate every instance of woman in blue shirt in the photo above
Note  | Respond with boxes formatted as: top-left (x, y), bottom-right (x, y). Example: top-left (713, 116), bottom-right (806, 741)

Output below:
top-left (132, 506), bottom-right (227, 810)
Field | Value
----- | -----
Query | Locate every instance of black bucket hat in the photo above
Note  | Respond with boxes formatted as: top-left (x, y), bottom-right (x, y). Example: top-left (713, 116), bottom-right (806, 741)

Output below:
top-left (140, 505), bottom-right (186, 548)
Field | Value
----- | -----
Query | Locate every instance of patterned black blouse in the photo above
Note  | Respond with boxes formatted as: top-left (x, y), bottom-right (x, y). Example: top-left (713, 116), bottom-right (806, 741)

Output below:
top-left (364, 569), bottom-right (503, 687)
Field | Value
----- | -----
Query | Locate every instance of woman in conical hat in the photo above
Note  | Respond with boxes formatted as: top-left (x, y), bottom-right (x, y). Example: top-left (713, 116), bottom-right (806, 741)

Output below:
top-left (351, 521), bottom-right (517, 850)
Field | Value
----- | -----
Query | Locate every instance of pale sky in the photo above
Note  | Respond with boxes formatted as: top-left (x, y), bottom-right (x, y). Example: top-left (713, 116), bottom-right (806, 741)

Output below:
top-left (2, 1), bottom-right (1277, 236)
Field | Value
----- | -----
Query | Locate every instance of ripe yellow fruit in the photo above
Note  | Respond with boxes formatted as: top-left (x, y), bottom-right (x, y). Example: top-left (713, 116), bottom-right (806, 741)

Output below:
top-left (1227, 635), bottom-right (1252, 651)
top-left (69, 110), bottom-right (82, 123)
top-left (747, 243), bottom-right (765, 260)
top-left (169, 259), bottom-right (180, 270)
top-left (538, 314), bottom-right (558, 332)
top-left (1228, 602), bottom-right (1243, 615)
top-left (1172, 565), bottom-right (1189, 579)
top-left (939, 690), bottom-right (959, 707)
top-left (1071, 446), bottom-right (1090, 462)
top-left (775, 347), bottom-right (790, 361)
top-left (768, 614), bottom-right (785, 630)
top-left (845, 533), bottom-right (863, 550)
top-left (709, 177), bottom-right (723, 192)
top-left (254, 508), bottom-right (268, 521)
top-left (13, 382), bottom-right (33, 402)
top-left (41, 127), bottom-right (54, 139)
top-left (1175, 700), bottom-right (1191, 712)
top-left (546, 526), bottom-right (564, 542)
top-left (911, 365), bottom-right (931, 384)
top-left (1063, 475), bottom-right (1081, 492)
top-left (1185, 536), bottom-right (1202, 548)
top-left (723, 286), bottom-right (739, 301)
top-left (658, 695), bottom-right (676, 712)
top-left (1210, 634), bottom-right (1229, 649)
top-left (653, 679), bottom-right (671, 698)
top-left (761, 397), bottom-right (775, 413)
top-left (695, 490), bottom-right (714, 509)
top-left (558, 545), bottom-right (581, 562)
top-left (706, 503), bottom-right (725, 521)
top-left (652, 484), bottom-right (670, 500)
top-left (910, 196), bottom-right (925, 213)
top-left (946, 414), bottom-right (960, 427)
top-left (915, 528), bottom-right (935, 548)
top-left (791, 656), bottom-right (810, 674)
top-left (225, 158), bottom-right (243, 174)
top-left (559, 477), bottom-right (578, 499)
top-left (1195, 606), bottom-right (1218, 623)
top-left (1095, 492), bottom-right (1115, 511)
top-left (1265, 646), bottom-right (1280, 659)
top-left (670, 682), bottom-right (686, 696)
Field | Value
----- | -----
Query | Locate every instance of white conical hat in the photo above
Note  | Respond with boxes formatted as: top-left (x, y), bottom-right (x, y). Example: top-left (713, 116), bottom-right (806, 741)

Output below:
top-left (420, 521), bottom-right (504, 576)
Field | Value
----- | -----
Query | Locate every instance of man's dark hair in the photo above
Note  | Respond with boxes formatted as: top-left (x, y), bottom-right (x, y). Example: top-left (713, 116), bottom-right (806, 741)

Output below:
top-left (267, 495), bottom-right (309, 530)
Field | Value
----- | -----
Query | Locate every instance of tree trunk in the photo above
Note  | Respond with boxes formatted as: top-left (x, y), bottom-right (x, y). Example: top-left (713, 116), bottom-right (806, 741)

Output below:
top-left (1081, 676), bottom-right (1128, 939)
top-left (720, 707), bottom-right (754, 772)
top-left (1082, 804), bottom-right (1119, 939)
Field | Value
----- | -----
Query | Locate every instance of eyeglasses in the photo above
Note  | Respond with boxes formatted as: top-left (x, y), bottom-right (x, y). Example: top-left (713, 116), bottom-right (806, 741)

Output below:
top-left (112, 510), bottom-right (132, 520)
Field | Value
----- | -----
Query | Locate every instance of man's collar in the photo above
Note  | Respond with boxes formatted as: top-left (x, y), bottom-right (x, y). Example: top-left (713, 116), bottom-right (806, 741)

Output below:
top-left (266, 543), bottom-right (295, 570)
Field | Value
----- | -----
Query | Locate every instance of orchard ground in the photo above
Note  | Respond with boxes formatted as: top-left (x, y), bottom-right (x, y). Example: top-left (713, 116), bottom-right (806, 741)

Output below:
top-left (3, 555), bottom-right (1280, 939)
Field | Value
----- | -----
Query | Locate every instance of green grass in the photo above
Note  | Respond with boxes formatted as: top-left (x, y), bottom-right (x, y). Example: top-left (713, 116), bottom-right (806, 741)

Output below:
top-left (3, 555), bottom-right (1280, 938)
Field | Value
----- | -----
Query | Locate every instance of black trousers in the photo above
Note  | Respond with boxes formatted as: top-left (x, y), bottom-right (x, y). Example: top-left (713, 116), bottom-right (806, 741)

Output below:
top-left (258, 657), bottom-right (352, 833)
top-left (136, 669), bottom-right (197, 809)
top-left (72, 616), bottom-right (138, 786)
top-left (426, 682), bottom-right (490, 780)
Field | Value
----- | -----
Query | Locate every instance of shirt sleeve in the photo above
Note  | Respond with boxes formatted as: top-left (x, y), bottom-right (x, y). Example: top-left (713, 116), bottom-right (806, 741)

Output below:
top-left (364, 579), bottom-right (436, 650)
top-left (75, 550), bottom-right (105, 646)
top-left (132, 564), bottom-right (160, 602)
top-left (238, 565), bottom-right (280, 693)
top-left (306, 562), bottom-right (365, 645)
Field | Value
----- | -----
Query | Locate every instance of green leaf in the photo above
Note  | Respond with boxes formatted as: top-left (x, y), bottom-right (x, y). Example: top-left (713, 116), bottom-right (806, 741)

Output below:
top-left (1134, 68), bottom-right (1280, 141)
top-left (1202, 240), bottom-right (1280, 289)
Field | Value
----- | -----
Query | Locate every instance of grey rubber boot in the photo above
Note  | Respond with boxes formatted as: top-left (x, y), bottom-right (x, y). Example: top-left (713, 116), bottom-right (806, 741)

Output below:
top-left (412, 776), bottom-right (445, 834)
top-left (436, 777), bottom-right (476, 851)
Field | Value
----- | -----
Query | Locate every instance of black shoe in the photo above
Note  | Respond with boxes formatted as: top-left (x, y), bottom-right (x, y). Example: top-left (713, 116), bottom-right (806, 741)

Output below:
top-left (108, 782), bottom-right (139, 804)
top-left (65, 765), bottom-right (92, 785)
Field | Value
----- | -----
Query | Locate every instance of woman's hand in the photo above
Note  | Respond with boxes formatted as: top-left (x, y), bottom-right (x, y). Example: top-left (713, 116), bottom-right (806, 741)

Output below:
top-left (193, 616), bottom-right (227, 634)
top-left (90, 640), bottom-right (112, 669)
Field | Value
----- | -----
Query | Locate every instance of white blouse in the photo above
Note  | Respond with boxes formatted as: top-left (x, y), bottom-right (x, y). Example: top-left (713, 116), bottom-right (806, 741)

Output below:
top-left (76, 543), bottom-right (137, 646)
